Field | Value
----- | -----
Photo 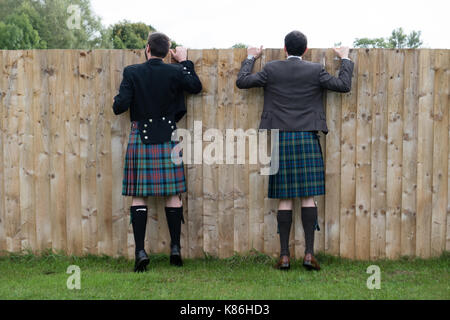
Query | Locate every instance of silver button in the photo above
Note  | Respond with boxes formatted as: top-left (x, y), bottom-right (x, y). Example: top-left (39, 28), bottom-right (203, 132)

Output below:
top-left (168, 120), bottom-right (171, 124)
top-left (143, 130), bottom-right (147, 133)
top-left (145, 136), bottom-right (148, 139)
top-left (162, 117), bottom-right (165, 120)
top-left (171, 126), bottom-right (174, 129)
top-left (144, 124), bottom-right (147, 127)
top-left (188, 72), bottom-right (191, 74)
top-left (149, 119), bottom-right (152, 122)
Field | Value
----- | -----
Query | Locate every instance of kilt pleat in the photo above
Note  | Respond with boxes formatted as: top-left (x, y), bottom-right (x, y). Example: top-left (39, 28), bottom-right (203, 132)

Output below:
top-left (268, 131), bottom-right (325, 199)
top-left (122, 123), bottom-right (186, 197)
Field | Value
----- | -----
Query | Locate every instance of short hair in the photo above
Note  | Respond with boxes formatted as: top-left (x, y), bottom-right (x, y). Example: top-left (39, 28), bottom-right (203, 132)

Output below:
top-left (147, 32), bottom-right (170, 58)
top-left (284, 31), bottom-right (308, 56)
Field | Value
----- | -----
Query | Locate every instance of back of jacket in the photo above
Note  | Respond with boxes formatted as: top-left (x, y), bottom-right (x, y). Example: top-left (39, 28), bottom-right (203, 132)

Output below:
top-left (236, 56), bottom-right (354, 134)
top-left (113, 58), bottom-right (202, 123)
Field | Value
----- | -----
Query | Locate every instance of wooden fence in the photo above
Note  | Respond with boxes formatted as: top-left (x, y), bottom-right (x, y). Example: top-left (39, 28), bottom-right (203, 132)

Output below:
top-left (0, 49), bottom-right (448, 260)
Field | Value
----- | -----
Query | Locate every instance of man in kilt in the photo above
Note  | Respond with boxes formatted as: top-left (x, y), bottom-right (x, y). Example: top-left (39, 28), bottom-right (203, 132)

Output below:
top-left (113, 32), bottom-right (202, 272)
top-left (236, 31), bottom-right (354, 271)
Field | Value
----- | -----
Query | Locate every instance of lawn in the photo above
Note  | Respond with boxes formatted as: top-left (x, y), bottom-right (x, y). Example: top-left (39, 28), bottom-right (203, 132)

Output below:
top-left (0, 250), bottom-right (448, 300)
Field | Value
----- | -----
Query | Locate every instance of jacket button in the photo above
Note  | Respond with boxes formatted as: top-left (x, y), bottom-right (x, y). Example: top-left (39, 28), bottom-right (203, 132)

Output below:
top-left (162, 117), bottom-right (165, 120)
top-left (149, 119), bottom-right (152, 122)
top-left (168, 120), bottom-right (171, 124)
top-left (144, 124), bottom-right (147, 127)
top-left (143, 130), bottom-right (147, 133)
top-left (145, 136), bottom-right (148, 139)
top-left (171, 126), bottom-right (174, 129)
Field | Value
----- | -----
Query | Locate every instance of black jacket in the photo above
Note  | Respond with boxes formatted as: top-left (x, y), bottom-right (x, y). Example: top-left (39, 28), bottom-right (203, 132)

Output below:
top-left (113, 58), bottom-right (202, 123)
top-left (236, 57), bottom-right (354, 134)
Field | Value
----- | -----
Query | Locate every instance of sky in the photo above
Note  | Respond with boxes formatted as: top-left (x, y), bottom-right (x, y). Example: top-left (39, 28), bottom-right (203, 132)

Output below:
top-left (90, 0), bottom-right (450, 49)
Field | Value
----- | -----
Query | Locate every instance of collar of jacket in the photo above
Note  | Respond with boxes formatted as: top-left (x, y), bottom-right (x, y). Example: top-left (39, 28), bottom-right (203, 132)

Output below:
top-left (146, 58), bottom-right (164, 65)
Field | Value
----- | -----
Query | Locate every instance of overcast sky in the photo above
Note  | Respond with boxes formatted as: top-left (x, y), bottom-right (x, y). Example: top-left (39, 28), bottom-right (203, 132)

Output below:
top-left (90, 0), bottom-right (450, 49)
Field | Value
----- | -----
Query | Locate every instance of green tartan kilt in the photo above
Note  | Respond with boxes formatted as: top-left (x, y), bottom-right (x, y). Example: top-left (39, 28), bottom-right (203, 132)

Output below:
top-left (268, 131), bottom-right (325, 199)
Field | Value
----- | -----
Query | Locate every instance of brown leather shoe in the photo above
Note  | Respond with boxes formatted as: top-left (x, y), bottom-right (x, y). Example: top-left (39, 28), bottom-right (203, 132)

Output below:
top-left (303, 254), bottom-right (320, 271)
top-left (274, 255), bottom-right (290, 270)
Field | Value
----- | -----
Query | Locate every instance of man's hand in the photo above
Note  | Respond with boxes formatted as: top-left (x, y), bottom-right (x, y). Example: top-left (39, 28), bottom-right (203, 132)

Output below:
top-left (333, 46), bottom-right (350, 59)
top-left (170, 46), bottom-right (187, 63)
top-left (248, 46), bottom-right (263, 59)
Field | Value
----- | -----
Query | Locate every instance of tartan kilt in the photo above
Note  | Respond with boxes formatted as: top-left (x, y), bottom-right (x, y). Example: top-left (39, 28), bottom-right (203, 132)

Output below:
top-left (268, 131), bottom-right (325, 199)
top-left (122, 122), bottom-right (186, 197)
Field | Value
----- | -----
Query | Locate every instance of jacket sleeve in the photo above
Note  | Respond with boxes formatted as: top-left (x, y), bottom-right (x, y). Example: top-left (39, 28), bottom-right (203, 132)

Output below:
top-left (179, 60), bottom-right (202, 94)
top-left (113, 67), bottom-right (133, 115)
top-left (236, 58), bottom-right (268, 89)
top-left (319, 59), bottom-right (354, 93)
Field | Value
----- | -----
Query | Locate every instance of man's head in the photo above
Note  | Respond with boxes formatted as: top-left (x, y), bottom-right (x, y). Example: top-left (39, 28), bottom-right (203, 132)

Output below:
top-left (146, 32), bottom-right (170, 59)
top-left (284, 31), bottom-right (308, 57)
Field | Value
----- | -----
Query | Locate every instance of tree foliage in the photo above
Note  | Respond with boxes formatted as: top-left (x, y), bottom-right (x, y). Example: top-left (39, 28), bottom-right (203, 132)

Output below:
top-left (354, 28), bottom-right (423, 49)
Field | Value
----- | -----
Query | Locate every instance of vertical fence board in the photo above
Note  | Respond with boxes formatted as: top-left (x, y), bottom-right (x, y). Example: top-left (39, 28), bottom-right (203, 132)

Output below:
top-left (0, 51), bottom-right (5, 253)
top-left (217, 49), bottom-right (235, 257)
top-left (19, 50), bottom-right (36, 252)
top-left (339, 49), bottom-right (358, 259)
top-left (386, 49), bottom-right (405, 259)
top-left (34, 51), bottom-right (51, 252)
top-left (48, 50), bottom-right (67, 252)
top-left (416, 49), bottom-right (435, 258)
top-left (370, 50), bottom-right (388, 260)
top-left (95, 50), bottom-right (113, 255)
top-left (324, 49), bottom-right (342, 256)
top-left (401, 50), bottom-right (419, 257)
top-left (64, 51), bottom-right (82, 255)
top-left (202, 49), bottom-right (219, 256)
top-left (186, 49), bottom-right (204, 258)
top-left (233, 48), bottom-right (250, 254)
top-left (355, 49), bottom-right (373, 260)
top-left (431, 50), bottom-right (449, 256)
top-left (80, 50), bottom-right (98, 255)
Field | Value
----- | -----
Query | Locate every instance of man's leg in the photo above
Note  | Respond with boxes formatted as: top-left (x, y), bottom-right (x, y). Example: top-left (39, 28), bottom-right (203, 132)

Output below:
top-left (275, 199), bottom-right (293, 270)
top-left (301, 196), bottom-right (320, 270)
top-left (165, 194), bottom-right (184, 266)
top-left (131, 197), bottom-right (149, 272)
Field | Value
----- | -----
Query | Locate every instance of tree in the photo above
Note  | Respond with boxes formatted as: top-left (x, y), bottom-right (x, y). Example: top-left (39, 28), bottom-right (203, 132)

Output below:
top-left (353, 28), bottom-right (423, 49)
top-left (0, 12), bottom-right (45, 49)
top-left (232, 43), bottom-right (248, 48)
top-left (0, 0), bottom-right (105, 49)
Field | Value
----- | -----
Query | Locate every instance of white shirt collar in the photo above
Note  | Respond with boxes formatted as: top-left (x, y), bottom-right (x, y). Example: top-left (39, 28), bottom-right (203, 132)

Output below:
top-left (287, 55), bottom-right (302, 60)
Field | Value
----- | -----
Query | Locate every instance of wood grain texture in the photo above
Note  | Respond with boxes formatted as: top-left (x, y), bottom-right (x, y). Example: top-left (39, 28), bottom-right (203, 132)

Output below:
top-left (324, 49), bottom-right (342, 256)
top-left (386, 49), bottom-right (405, 259)
top-left (355, 49), bottom-right (372, 260)
top-left (338, 49), bottom-right (358, 259)
top-left (370, 49), bottom-right (388, 260)
top-left (217, 49), bottom-right (235, 257)
top-left (416, 49), bottom-right (435, 258)
top-left (401, 50), bottom-right (419, 257)
top-left (431, 50), bottom-right (449, 256)
top-left (79, 50), bottom-right (98, 255)
top-left (0, 51), bottom-right (6, 253)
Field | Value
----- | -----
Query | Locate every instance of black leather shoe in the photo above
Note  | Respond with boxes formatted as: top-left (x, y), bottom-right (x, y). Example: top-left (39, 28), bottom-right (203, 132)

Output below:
top-left (169, 244), bottom-right (183, 267)
top-left (134, 250), bottom-right (149, 272)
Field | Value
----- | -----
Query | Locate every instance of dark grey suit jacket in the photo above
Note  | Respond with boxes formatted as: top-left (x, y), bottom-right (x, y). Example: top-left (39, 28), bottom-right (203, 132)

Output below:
top-left (236, 56), bottom-right (354, 134)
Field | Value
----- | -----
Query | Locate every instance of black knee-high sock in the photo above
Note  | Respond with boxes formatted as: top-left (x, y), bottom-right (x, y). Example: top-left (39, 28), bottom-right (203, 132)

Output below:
top-left (165, 206), bottom-right (184, 248)
top-left (301, 206), bottom-right (318, 255)
top-left (131, 205), bottom-right (148, 254)
top-left (277, 210), bottom-right (292, 257)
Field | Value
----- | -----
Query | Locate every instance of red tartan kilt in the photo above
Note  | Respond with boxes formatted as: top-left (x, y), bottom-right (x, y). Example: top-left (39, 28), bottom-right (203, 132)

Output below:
top-left (122, 122), bottom-right (186, 197)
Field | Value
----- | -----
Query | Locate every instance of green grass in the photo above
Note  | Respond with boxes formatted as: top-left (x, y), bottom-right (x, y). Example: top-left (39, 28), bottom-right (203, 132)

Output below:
top-left (0, 250), bottom-right (448, 300)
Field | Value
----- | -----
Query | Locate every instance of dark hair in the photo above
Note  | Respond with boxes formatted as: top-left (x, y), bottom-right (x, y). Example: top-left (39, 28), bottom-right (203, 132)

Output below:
top-left (284, 31), bottom-right (307, 56)
top-left (147, 32), bottom-right (170, 58)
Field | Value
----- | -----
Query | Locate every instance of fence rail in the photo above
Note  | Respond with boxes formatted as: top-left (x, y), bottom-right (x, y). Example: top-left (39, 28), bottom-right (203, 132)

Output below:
top-left (0, 48), bottom-right (448, 260)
